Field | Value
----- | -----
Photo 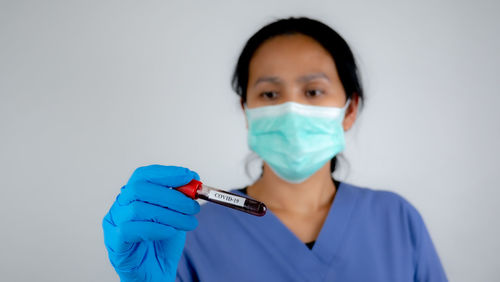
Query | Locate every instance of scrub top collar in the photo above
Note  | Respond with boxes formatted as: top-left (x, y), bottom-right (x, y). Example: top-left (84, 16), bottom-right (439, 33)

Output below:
top-left (231, 182), bottom-right (360, 281)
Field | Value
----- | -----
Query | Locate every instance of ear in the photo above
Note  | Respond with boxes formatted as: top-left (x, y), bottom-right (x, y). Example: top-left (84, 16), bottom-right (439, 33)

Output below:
top-left (240, 98), bottom-right (245, 110)
top-left (342, 93), bottom-right (359, 131)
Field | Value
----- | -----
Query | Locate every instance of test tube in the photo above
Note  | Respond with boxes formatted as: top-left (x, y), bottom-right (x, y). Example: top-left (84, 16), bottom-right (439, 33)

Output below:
top-left (176, 179), bottom-right (267, 217)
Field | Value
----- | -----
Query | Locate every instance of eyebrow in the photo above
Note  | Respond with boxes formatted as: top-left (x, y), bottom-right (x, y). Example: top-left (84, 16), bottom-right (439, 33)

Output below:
top-left (297, 72), bottom-right (330, 83)
top-left (253, 72), bottom-right (330, 87)
top-left (253, 76), bottom-right (282, 87)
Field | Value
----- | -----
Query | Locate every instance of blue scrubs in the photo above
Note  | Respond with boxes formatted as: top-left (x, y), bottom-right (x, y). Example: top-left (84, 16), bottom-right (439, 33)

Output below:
top-left (176, 181), bottom-right (447, 281)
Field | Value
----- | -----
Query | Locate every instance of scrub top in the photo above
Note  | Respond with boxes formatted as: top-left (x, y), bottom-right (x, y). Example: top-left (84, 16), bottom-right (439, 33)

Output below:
top-left (176, 181), bottom-right (448, 282)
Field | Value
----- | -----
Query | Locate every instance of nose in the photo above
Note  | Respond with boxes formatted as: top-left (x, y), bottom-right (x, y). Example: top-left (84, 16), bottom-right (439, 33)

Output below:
top-left (278, 87), bottom-right (308, 105)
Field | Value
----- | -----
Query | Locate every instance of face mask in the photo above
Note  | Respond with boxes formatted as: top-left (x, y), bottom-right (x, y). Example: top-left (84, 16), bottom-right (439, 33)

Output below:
top-left (245, 99), bottom-right (350, 183)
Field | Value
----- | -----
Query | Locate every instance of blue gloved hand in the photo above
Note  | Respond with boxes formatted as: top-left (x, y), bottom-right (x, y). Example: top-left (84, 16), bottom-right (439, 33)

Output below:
top-left (102, 165), bottom-right (200, 282)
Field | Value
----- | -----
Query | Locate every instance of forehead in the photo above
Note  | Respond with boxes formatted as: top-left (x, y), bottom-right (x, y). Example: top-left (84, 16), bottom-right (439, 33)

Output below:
top-left (248, 33), bottom-right (338, 81)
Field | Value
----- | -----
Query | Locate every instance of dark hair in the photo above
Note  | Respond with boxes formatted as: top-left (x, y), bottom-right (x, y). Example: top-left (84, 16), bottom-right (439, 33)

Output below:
top-left (232, 17), bottom-right (364, 175)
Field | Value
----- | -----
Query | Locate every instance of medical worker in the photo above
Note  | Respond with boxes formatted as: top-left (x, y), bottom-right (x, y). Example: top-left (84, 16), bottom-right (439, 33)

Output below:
top-left (103, 17), bottom-right (448, 281)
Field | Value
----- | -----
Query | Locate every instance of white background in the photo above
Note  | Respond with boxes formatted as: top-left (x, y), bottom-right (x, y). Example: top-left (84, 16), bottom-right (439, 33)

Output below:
top-left (1, 0), bottom-right (499, 281)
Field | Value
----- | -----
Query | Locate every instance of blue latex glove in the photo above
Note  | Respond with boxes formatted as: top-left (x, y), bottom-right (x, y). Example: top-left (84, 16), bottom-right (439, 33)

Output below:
top-left (102, 165), bottom-right (200, 282)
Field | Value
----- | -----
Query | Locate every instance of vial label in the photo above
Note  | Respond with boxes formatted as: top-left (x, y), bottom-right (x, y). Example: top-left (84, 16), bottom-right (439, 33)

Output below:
top-left (208, 190), bottom-right (246, 207)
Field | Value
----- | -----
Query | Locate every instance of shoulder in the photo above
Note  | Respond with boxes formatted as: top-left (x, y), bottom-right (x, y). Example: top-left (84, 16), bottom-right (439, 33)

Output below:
top-left (341, 182), bottom-right (426, 244)
top-left (342, 183), bottom-right (447, 280)
top-left (343, 181), bottom-right (428, 245)
top-left (343, 181), bottom-right (421, 215)
top-left (342, 182), bottom-right (426, 234)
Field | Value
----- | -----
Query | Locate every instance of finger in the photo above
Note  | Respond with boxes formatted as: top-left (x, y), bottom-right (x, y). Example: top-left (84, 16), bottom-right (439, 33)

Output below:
top-left (117, 221), bottom-right (181, 243)
top-left (119, 181), bottom-right (201, 215)
top-left (128, 165), bottom-right (199, 188)
top-left (111, 200), bottom-right (198, 231)
top-left (102, 215), bottom-right (131, 253)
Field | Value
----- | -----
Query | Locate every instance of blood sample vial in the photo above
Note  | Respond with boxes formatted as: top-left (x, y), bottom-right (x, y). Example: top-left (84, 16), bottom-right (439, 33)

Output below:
top-left (176, 179), bottom-right (267, 217)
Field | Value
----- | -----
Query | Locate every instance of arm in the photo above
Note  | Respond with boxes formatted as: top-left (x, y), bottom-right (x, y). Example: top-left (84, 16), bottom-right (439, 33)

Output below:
top-left (406, 201), bottom-right (448, 282)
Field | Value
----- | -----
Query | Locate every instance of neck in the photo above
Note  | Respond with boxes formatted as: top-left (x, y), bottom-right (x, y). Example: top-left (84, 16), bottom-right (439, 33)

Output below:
top-left (248, 162), bottom-right (337, 214)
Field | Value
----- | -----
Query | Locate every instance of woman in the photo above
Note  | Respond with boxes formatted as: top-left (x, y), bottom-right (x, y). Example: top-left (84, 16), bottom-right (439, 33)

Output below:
top-left (103, 17), bottom-right (447, 281)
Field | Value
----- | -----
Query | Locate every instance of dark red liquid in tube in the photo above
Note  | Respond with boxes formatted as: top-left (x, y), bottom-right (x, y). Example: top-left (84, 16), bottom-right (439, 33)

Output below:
top-left (176, 179), bottom-right (267, 217)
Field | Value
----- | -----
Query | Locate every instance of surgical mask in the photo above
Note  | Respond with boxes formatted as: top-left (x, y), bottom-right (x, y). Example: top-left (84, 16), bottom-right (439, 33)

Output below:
top-left (245, 99), bottom-right (350, 183)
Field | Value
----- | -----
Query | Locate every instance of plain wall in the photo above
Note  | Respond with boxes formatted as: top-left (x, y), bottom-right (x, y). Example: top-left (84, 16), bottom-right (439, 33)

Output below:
top-left (1, 0), bottom-right (499, 281)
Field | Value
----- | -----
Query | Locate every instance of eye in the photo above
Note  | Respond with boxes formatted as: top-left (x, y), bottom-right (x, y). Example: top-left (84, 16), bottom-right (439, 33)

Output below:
top-left (305, 89), bottom-right (324, 98)
top-left (260, 91), bottom-right (279, 100)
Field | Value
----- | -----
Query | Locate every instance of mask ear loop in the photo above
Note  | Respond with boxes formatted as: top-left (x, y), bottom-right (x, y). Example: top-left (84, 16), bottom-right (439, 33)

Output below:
top-left (343, 98), bottom-right (351, 110)
top-left (340, 98), bottom-right (352, 121)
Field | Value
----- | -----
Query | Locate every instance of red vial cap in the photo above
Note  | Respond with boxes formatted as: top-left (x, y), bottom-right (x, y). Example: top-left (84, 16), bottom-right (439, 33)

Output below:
top-left (176, 179), bottom-right (203, 199)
